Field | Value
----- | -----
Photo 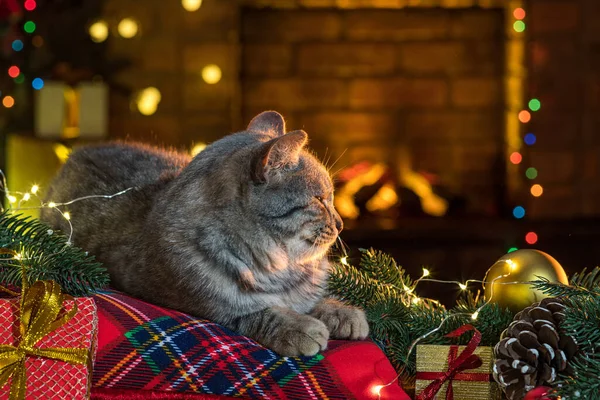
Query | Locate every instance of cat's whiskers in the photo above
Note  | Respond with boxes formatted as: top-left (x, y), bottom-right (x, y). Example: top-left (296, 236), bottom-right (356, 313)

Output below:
top-left (335, 236), bottom-right (350, 258)
top-left (326, 149), bottom-right (348, 178)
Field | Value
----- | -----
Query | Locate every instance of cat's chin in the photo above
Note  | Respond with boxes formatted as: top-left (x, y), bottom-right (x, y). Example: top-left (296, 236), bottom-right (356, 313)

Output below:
top-left (291, 239), bottom-right (333, 264)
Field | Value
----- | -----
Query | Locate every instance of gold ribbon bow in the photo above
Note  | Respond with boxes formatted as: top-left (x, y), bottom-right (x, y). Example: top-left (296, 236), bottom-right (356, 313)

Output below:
top-left (0, 280), bottom-right (89, 399)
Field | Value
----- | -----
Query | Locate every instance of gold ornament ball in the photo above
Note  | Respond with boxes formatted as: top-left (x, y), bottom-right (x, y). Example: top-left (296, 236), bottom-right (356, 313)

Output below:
top-left (483, 249), bottom-right (568, 313)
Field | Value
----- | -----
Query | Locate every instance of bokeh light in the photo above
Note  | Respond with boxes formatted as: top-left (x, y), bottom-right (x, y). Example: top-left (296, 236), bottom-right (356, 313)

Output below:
top-left (525, 232), bottom-right (538, 245)
top-left (531, 184), bottom-right (543, 197)
top-left (182, 0), bottom-right (203, 11)
top-left (2, 96), bottom-right (15, 108)
top-left (525, 167), bottom-right (538, 180)
top-left (509, 152), bottom-right (522, 165)
top-left (24, 21), bottom-right (36, 33)
top-left (89, 21), bottom-right (109, 43)
top-left (24, 0), bottom-right (36, 11)
top-left (8, 66), bottom-right (19, 78)
top-left (136, 87), bottom-right (161, 115)
top-left (12, 40), bottom-right (23, 52)
top-left (14, 74), bottom-right (25, 84)
top-left (513, 8), bottom-right (526, 20)
top-left (32, 78), bottom-right (44, 90)
top-left (118, 18), bottom-right (139, 38)
top-left (518, 110), bottom-right (531, 123)
top-left (513, 206), bottom-right (525, 219)
top-left (528, 98), bottom-right (541, 111)
top-left (202, 64), bottom-right (222, 84)
top-left (524, 133), bottom-right (536, 146)
top-left (513, 21), bottom-right (526, 33)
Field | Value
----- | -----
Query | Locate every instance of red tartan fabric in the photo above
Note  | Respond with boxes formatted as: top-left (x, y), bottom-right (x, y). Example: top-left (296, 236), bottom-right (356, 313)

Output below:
top-left (91, 291), bottom-right (409, 400)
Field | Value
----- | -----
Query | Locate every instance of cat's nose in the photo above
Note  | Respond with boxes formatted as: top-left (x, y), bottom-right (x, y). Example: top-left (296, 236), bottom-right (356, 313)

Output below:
top-left (334, 214), bottom-right (343, 234)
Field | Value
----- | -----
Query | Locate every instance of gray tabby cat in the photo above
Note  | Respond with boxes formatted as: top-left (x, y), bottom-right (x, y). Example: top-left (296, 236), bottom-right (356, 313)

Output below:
top-left (41, 111), bottom-right (368, 356)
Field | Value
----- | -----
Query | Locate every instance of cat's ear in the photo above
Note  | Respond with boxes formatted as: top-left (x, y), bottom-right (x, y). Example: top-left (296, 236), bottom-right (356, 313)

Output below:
top-left (251, 130), bottom-right (308, 183)
top-left (247, 111), bottom-right (286, 137)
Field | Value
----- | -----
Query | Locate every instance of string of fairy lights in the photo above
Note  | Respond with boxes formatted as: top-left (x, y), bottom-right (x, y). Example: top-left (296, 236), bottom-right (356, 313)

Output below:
top-left (0, 2), bottom-right (549, 399)
top-left (509, 6), bottom-right (543, 251)
top-left (0, 173), bottom-right (535, 399)
top-left (339, 253), bottom-right (526, 399)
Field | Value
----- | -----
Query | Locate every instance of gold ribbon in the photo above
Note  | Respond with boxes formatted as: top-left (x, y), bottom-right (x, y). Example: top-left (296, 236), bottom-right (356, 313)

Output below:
top-left (0, 280), bottom-right (89, 399)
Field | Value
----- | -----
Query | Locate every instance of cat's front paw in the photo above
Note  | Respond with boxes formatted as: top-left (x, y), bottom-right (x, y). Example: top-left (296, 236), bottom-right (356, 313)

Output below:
top-left (311, 299), bottom-right (369, 340)
top-left (268, 314), bottom-right (329, 357)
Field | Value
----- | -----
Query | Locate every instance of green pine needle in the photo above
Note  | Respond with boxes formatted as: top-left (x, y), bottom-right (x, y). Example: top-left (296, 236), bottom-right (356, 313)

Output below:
top-left (327, 248), bottom-right (512, 390)
top-left (0, 211), bottom-right (110, 296)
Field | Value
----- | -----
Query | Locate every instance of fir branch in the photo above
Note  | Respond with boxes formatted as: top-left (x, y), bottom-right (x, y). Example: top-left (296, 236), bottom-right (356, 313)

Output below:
top-left (555, 355), bottom-right (600, 399)
top-left (569, 267), bottom-right (600, 291)
top-left (0, 212), bottom-right (109, 296)
top-left (451, 292), bottom-right (514, 346)
top-left (531, 276), bottom-right (599, 297)
top-left (561, 295), bottom-right (600, 354)
top-left (358, 248), bottom-right (414, 289)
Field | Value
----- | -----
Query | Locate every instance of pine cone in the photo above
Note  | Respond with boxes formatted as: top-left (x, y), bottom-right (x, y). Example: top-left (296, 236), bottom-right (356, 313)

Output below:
top-left (493, 297), bottom-right (578, 400)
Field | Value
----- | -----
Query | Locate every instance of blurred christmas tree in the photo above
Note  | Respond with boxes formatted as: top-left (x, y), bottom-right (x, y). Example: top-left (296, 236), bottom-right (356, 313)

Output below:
top-left (0, 0), bottom-right (130, 133)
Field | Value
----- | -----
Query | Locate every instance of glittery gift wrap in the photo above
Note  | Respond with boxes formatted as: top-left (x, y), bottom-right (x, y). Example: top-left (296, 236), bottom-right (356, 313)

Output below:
top-left (415, 344), bottom-right (501, 400)
top-left (0, 296), bottom-right (98, 399)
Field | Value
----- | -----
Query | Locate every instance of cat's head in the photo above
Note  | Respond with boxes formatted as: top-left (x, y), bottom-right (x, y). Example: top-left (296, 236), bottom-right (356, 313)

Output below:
top-left (244, 111), bottom-right (343, 263)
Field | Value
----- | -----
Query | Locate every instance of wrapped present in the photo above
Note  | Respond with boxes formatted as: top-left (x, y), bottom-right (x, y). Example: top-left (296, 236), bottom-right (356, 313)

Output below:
top-left (0, 280), bottom-right (97, 399)
top-left (35, 81), bottom-right (108, 139)
top-left (415, 325), bottom-right (500, 400)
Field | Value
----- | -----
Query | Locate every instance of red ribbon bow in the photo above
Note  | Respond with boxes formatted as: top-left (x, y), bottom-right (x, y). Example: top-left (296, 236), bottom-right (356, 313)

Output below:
top-left (416, 324), bottom-right (490, 400)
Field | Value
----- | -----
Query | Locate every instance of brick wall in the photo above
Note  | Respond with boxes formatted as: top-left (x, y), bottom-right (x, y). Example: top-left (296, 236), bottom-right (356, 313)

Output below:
top-left (241, 7), bottom-right (505, 214)
top-left (102, 0), bottom-right (600, 220)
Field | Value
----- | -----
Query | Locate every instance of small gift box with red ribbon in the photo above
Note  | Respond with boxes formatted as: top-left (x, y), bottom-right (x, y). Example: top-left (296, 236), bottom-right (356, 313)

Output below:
top-left (415, 325), bottom-right (501, 400)
top-left (0, 281), bottom-right (97, 399)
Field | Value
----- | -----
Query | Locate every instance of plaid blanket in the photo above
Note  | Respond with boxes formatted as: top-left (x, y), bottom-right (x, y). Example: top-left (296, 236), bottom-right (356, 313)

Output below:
top-left (91, 291), bottom-right (409, 400)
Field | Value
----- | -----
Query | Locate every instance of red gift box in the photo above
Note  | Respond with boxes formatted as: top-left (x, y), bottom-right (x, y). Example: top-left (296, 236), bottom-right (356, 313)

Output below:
top-left (0, 289), bottom-right (97, 399)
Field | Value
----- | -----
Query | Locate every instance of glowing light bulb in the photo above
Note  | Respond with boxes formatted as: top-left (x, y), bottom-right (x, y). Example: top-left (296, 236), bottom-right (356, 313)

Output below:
top-left (22, 193), bottom-right (31, 201)
top-left (63, 212), bottom-right (71, 220)
top-left (14, 253), bottom-right (22, 261)
top-left (7, 195), bottom-right (16, 203)
top-left (48, 202), bottom-right (57, 208)
top-left (459, 283), bottom-right (467, 290)
top-left (403, 284), bottom-right (412, 292)
top-left (506, 259), bottom-right (517, 271)
top-left (372, 385), bottom-right (384, 396)
top-left (422, 268), bottom-right (430, 277)
top-left (31, 185), bottom-right (39, 194)
top-left (412, 297), bottom-right (421, 304)
top-left (202, 64), bottom-right (222, 84)
top-left (118, 18), bottom-right (139, 39)
top-left (471, 311), bottom-right (479, 320)
top-left (182, 0), bottom-right (202, 11)
top-left (340, 256), bottom-right (348, 266)
top-left (89, 20), bottom-right (109, 43)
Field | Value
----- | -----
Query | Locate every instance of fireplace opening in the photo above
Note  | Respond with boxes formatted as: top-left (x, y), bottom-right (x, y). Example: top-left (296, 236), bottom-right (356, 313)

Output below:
top-left (241, 7), bottom-right (506, 226)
